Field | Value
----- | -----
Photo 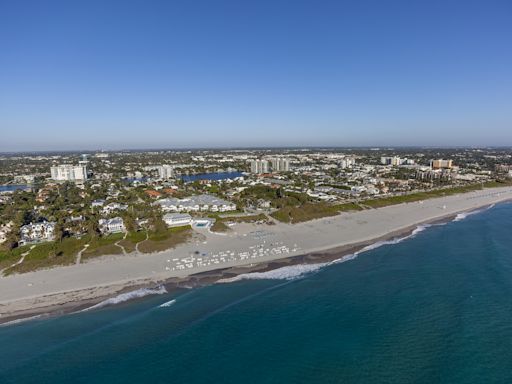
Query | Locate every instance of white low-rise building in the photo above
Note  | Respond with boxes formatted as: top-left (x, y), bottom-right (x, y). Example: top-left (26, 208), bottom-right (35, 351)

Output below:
top-left (156, 194), bottom-right (236, 213)
top-left (101, 202), bottom-right (128, 215)
top-left (163, 213), bottom-right (192, 227)
top-left (98, 217), bottom-right (126, 234)
top-left (19, 221), bottom-right (56, 246)
top-left (91, 199), bottom-right (106, 208)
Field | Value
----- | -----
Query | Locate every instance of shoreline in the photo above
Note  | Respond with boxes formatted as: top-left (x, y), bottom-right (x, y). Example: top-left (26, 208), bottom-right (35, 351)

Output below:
top-left (0, 198), bottom-right (503, 326)
top-left (1, 186), bottom-right (511, 325)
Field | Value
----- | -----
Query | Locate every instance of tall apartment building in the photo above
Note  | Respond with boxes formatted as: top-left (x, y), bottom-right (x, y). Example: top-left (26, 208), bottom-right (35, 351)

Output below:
top-left (380, 156), bottom-right (401, 166)
top-left (340, 157), bottom-right (356, 169)
top-left (250, 160), bottom-right (269, 174)
top-left (50, 164), bottom-right (88, 182)
top-left (430, 159), bottom-right (453, 169)
top-left (270, 158), bottom-right (290, 172)
top-left (380, 156), bottom-right (413, 166)
top-left (157, 165), bottom-right (174, 179)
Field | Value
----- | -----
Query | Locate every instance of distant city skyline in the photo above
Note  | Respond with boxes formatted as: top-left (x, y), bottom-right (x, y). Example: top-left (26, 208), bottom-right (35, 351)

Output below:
top-left (1, 0), bottom-right (511, 151)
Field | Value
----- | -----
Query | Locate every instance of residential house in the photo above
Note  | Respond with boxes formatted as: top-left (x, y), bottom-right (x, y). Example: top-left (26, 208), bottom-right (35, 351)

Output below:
top-left (98, 217), bottom-right (126, 234)
top-left (101, 202), bottom-right (128, 215)
top-left (91, 199), bottom-right (106, 208)
top-left (19, 221), bottom-right (56, 246)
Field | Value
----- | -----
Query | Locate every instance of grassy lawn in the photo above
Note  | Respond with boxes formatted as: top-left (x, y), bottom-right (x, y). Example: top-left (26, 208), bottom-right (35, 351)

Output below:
top-left (211, 220), bottom-right (229, 232)
top-left (0, 245), bottom-right (32, 272)
top-left (81, 233), bottom-right (124, 260)
top-left (482, 180), bottom-right (512, 188)
top-left (118, 231), bottom-right (147, 253)
top-left (223, 213), bottom-right (269, 223)
top-left (361, 181), bottom-right (512, 209)
top-left (212, 210), bottom-right (245, 216)
top-left (4, 236), bottom-right (91, 274)
top-left (210, 213), bottom-right (269, 232)
top-left (334, 202), bottom-right (365, 212)
top-left (363, 184), bottom-right (484, 208)
top-left (271, 202), bottom-right (363, 224)
top-left (138, 226), bottom-right (193, 254)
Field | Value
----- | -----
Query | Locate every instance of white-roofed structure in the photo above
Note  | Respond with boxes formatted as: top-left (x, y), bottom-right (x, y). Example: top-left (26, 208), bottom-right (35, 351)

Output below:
top-left (19, 221), bottom-right (56, 246)
top-left (98, 217), bottom-right (126, 234)
top-left (155, 194), bottom-right (236, 213)
top-left (163, 213), bottom-right (192, 227)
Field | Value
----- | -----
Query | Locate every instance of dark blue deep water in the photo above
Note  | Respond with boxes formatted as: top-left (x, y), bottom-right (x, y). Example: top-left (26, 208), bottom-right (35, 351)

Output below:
top-left (1, 203), bottom-right (512, 383)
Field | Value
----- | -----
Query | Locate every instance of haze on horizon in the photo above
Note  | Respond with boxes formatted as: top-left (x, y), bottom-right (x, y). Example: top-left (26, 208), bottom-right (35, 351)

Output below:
top-left (1, 0), bottom-right (511, 152)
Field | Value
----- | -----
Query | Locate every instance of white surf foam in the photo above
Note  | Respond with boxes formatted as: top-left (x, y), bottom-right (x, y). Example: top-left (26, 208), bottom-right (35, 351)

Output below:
top-left (453, 209), bottom-right (481, 222)
top-left (82, 286), bottom-right (167, 312)
top-left (453, 203), bottom-right (495, 222)
top-left (353, 224), bottom-right (430, 255)
top-left (219, 224), bottom-right (431, 283)
top-left (453, 212), bottom-right (470, 222)
top-left (219, 263), bottom-right (329, 282)
top-left (0, 314), bottom-right (43, 327)
top-left (159, 299), bottom-right (176, 308)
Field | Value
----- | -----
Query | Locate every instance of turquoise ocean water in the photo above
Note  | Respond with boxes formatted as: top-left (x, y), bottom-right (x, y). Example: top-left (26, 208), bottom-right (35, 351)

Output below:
top-left (1, 202), bottom-right (512, 383)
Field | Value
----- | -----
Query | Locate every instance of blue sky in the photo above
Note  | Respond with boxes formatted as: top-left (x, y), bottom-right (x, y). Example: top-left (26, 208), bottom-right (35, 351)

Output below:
top-left (1, 0), bottom-right (511, 151)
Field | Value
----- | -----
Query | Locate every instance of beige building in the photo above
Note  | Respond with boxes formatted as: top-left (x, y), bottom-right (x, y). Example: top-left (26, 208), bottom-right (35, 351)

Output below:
top-left (430, 159), bottom-right (453, 169)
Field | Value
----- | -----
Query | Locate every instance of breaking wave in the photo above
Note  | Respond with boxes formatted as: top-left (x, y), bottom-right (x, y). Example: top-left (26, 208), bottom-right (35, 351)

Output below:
top-left (219, 263), bottom-right (329, 282)
top-left (0, 314), bottom-right (43, 327)
top-left (159, 299), bottom-right (176, 308)
top-left (453, 204), bottom-right (494, 222)
top-left (82, 286), bottom-right (167, 311)
top-left (353, 225), bottom-right (430, 255)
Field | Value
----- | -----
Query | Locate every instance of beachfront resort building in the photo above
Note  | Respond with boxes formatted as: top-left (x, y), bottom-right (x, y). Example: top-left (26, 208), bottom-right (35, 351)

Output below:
top-left (250, 160), bottom-right (269, 174)
top-left (163, 213), bottom-right (192, 227)
top-left (50, 164), bottom-right (88, 182)
top-left (155, 194), bottom-right (237, 213)
top-left (19, 221), bottom-right (56, 246)
top-left (98, 217), bottom-right (126, 234)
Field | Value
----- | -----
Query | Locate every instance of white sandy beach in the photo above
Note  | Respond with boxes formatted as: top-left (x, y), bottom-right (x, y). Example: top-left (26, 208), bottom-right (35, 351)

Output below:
top-left (1, 186), bottom-right (512, 318)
